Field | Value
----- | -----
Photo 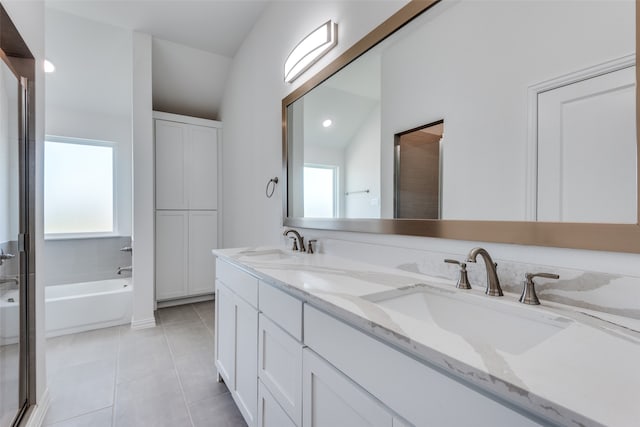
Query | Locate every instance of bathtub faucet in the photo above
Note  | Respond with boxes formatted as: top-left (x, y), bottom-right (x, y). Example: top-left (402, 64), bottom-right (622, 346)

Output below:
top-left (117, 266), bottom-right (132, 275)
top-left (0, 276), bottom-right (19, 289)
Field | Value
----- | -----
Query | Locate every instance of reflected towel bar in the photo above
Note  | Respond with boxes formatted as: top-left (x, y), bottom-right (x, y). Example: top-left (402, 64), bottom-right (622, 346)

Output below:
top-left (345, 189), bottom-right (370, 196)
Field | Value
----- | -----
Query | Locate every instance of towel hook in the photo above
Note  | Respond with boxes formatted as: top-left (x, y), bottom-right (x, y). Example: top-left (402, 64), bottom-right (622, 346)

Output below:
top-left (266, 177), bottom-right (279, 198)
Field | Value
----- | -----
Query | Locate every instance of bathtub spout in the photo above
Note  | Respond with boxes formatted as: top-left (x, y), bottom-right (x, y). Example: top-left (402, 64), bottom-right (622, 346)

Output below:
top-left (0, 276), bottom-right (19, 289)
top-left (117, 266), bottom-right (132, 275)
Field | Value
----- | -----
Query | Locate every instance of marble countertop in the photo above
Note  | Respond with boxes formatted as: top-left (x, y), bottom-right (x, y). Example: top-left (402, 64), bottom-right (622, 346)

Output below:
top-left (213, 246), bottom-right (640, 427)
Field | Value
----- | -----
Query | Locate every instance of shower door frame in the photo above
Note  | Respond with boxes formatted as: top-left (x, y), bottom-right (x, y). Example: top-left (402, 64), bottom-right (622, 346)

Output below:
top-left (0, 3), bottom-right (37, 426)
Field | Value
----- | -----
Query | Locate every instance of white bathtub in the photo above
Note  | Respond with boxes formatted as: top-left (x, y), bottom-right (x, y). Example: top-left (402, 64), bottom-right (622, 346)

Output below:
top-left (0, 289), bottom-right (19, 345)
top-left (46, 278), bottom-right (132, 337)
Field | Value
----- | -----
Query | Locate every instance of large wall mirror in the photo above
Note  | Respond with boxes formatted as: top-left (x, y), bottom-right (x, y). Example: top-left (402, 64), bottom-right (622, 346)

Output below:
top-left (283, 0), bottom-right (640, 253)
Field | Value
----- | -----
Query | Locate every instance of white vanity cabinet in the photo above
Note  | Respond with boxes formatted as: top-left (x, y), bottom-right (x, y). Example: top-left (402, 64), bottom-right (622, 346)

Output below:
top-left (304, 305), bottom-right (544, 427)
top-left (302, 348), bottom-right (393, 427)
top-left (214, 256), bottom-right (546, 427)
top-left (215, 260), bottom-right (259, 426)
top-left (154, 112), bottom-right (221, 303)
top-left (259, 381), bottom-right (297, 427)
top-left (258, 281), bottom-right (304, 426)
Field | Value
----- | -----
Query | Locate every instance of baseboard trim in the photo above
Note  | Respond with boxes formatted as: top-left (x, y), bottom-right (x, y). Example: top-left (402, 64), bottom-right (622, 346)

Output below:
top-left (130, 316), bottom-right (157, 330)
top-left (23, 387), bottom-right (50, 427)
top-left (157, 294), bottom-right (214, 308)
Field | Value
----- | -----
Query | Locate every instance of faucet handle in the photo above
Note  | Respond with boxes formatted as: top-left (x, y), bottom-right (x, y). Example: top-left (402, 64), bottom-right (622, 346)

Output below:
top-left (519, 272), bottom-right (559, 305)
top-left (444, 259), bottom-right (472, 289)
top-left (289, 237), bottom-right (299, 251)
top-left (307, 240), bottom-right (317, 254)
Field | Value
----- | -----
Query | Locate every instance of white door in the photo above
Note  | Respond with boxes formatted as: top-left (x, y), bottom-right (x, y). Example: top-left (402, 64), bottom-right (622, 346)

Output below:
top-left (537, 66), bottom-right (636, 223)
top-left (302, 348), bottom-right (393, 427)
top-left (188, 125), bottom-right (218, 210)
top-left (155, 211), bottom-right (188, 300)
top-left (187, 210), bottom-right (218, 296)
top-left (155, 120), bottom-right (187, 209)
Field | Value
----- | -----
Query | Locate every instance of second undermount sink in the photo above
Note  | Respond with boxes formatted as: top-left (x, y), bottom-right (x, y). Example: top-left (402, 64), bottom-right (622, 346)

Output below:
top-left (237, 248), bottom-right (302, 262)
top-left (363, 284), bottom-right (572, 355)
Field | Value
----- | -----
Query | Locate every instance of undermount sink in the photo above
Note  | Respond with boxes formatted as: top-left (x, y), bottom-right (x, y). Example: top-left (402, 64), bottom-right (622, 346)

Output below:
top-left (237, 249), bottom-right (302, 262)
top-left (363, 284), bottom-right (572, 355)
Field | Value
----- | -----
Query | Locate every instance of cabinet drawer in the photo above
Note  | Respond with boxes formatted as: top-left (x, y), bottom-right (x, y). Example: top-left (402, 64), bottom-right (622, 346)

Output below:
top-left (259, 281), bottom-right (303, 340)
top-left (216, 259), bottom-right (258, 308)
top-left (304, 305), bottom-right (542, 427)
top-left (259, 314), bottom-right (302, 425)
top-left (303, 348), bottom-right (392, 427)
top-left (258, 380), bottom-right (297, 427)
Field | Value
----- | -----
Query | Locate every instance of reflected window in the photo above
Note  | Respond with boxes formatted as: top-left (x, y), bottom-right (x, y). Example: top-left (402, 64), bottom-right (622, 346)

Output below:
top-left (303, 164), bottom-right (337, 218)
top-left (44, 137), bottom-right (116, 236)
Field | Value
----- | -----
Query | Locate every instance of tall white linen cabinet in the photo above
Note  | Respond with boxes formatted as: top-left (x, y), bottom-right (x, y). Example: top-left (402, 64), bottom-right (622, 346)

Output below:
top-left (153, 111), bottom-right (221, 303)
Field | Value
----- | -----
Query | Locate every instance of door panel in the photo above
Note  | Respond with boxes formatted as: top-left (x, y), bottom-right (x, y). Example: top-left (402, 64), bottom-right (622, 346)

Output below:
top-left (187, 211), bottom-right (217, 296)
top-left (537, 66), bottom-right (636, 223)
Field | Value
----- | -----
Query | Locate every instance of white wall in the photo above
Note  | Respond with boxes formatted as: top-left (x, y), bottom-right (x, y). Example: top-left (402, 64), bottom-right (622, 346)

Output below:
top-left (220, 0), bottom-right (408, 247)
top-left (152, 38), bottom-right (231, 120)
top-left (345, 105), bottom-right (380, 218)
top-left (131, 32), bottom-right (156, 329)
top-left (3, 0), bottom-right (48, 408)
top-left (44, 8), bottom-right (134, 285)
top-left (220, 0), bottom-right (640, 287)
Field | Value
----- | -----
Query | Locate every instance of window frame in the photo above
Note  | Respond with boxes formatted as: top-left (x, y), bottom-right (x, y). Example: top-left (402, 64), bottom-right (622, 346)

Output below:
top-left (44, 135), bottom-right (119, 239)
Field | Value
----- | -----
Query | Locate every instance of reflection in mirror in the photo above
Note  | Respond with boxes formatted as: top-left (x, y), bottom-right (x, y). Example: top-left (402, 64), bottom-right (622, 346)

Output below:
top-left (394, 120), bottom-right (444, 219)
top-left (0, 54), bottom-right (21, 426)
top-left (286, 0), bottom-right (636, 225)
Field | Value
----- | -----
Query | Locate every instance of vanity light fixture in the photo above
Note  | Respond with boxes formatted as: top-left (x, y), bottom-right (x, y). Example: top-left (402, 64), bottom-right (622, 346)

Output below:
top-left (284, 20), bottom-right (337, 83)
top-left (44, 59), bottom-right (55, 73)
top-left (322, 119), bottom-right (332, 128)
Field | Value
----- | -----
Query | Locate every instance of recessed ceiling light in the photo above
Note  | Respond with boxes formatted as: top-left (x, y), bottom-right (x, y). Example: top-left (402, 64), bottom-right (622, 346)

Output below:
top-left (322, 119), bottom-right (332, 128)
top-left (44, 59), bottom-right (55, 73)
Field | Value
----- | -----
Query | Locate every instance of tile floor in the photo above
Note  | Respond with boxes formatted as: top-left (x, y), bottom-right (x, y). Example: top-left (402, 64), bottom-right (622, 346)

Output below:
top-left (44, 301), bottom-right (247, 427)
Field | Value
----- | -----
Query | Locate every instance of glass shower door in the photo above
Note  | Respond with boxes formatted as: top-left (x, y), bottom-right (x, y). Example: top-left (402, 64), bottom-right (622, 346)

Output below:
top-left (0, 55), bottom-right (26, 426)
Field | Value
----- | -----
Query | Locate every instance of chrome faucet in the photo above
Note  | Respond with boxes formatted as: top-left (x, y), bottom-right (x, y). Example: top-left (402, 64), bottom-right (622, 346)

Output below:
top-left (466, 247), bottom-right (503, 296)
top-left (283, 229), bottom-right (305, 252)
top-left (117, 266), bottom-right (132, 275)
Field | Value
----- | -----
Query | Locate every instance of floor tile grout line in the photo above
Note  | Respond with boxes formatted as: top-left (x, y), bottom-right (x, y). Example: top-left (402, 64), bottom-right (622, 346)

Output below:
top-left (43, 405), bottom-right (113, 426)
top-left (110, 326), bottom-right (122, 427)
top-left (160, 306), bottom-right (197, 427)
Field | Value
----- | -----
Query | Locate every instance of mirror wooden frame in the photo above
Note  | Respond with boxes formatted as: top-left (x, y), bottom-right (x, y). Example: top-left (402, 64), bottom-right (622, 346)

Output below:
top-left (282, 0), bottom-right (640, 253)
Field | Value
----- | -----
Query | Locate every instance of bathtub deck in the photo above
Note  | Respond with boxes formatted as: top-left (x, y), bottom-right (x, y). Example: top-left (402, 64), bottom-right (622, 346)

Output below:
top-left (43, 301), bottom-right (245, 427)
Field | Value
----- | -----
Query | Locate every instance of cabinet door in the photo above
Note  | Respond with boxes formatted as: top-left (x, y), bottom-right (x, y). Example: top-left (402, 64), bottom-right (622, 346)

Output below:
top-left (303, 348), bottom-right (392, 427)
top-left (235, 296), bottom-right (259, 427)
top-left (258, 314), bottom-right (302, 425)
top-left (155, 211), bottom-right (188, 300)
top-left (188, 125), bottom-right (218, 210)
top-left (188, 211), bottom-right (218, 296)
top-left (215, 282), bottom-right (235, 389)
top-left (155, 120), bottom-right (187, 209)
top-left (258, 381), bottom-right (297, 427)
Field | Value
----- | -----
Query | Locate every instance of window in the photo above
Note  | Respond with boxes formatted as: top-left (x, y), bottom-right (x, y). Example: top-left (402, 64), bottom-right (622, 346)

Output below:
top-left (303, 164), bottom-right (337, 218)
top-left (44, 136), bottom-right (116, 236)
